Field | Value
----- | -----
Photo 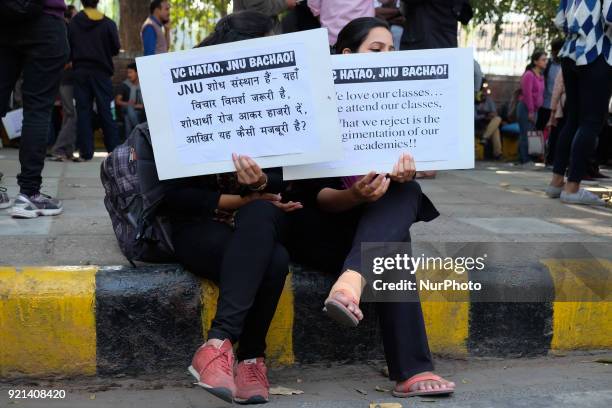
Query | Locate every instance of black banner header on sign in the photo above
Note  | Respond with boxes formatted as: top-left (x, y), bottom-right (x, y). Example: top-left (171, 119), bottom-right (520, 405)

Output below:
top-left (170, 51), bottom-right (296, 83)
top-left (333, 64), bottom-right (448, 84)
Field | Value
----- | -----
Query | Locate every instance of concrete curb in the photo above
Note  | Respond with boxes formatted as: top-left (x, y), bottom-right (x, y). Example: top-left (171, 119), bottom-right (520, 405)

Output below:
top-left (0, 262), bottom-right (610, 379)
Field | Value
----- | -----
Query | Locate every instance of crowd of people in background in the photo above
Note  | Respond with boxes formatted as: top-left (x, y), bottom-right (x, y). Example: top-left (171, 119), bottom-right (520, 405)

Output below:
top-left (0, 0), bottom-right (610, 212)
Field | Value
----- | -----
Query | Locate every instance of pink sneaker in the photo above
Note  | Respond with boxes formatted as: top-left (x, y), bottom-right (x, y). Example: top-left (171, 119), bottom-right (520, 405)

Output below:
top-left (188, 339), bottom-right (236, 403)
top-left (234, 358), bottom-right (270, 404)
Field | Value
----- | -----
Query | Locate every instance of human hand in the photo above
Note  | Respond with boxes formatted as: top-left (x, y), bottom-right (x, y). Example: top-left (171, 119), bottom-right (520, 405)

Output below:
top-left (232, 153), bottom-right (266, 187)
top-left (528, 112), bottom-right (536, 123)
top-left (286, 0), bottom-right (297, 9)
top-left (389, 152), bottom-right (416, 183)
top-left (272, 200), bottom-right (303, 212)
top-left (350, 172), bottom-right (390, 203)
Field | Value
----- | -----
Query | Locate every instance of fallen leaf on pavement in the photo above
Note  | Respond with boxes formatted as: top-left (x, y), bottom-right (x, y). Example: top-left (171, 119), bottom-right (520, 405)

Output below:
top-left (375, 385), bottom-right (391, 392)
top-left (89, 394), bottom-right (96, 400)
top-left (369, 403), bottom-right (402, 408)
top-left (269, 386), bottom-right (304, 396)
top-left (356, 388), bottom-right (368, 395)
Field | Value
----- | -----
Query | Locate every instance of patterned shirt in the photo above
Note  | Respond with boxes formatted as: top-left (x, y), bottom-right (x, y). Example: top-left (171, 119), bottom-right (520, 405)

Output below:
top-left (555, 0), bottom-right (612, 66)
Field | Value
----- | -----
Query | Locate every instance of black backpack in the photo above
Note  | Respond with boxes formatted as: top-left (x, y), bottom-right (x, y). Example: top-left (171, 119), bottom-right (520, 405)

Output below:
top-left (100, 123), bottom-right (175, 265)
top-left (0, 0), bottom-right (43, 21)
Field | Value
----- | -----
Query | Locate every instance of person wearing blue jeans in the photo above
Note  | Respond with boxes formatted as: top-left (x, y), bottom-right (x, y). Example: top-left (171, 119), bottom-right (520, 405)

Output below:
top-left (517, 50), bottom-right (547, 164)
top-left (68, 0), bottom-right (120, 161)
top-left (516, 100), bottom-right (534, 163)
top-left (0, 3), bottom-right (70, 218)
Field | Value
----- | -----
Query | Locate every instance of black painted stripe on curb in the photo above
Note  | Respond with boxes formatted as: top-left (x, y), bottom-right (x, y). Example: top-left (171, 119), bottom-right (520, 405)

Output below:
top-left (95, 266), bottom-right (203, 375)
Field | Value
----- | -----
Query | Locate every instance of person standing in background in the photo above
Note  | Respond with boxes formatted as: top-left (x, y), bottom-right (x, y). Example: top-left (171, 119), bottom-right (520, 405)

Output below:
top-left (141, 0), bottom-right (171, 56)
top-left (374, 0), bottom-right (405, 51)
top-left (233, 0), bottom-right (297, 33)
top-left (545, 71), bottom-right (565, 166)
top-left (516, 50), bottom-right (547, 165)
top-left (536, 38), bottom-right (564, 131)
top-left (308, 0), bottom-right (375, 46)
top-left (546, 0), bottom-right (612, 205)
top-left (69, 0), bottom-right (120, 162)
top-left (400, 0), bottom-right (472, 50)
top-left (50, 4), bottom-right (79, 161)
top-left (0, 0), bottom-right (70, 218)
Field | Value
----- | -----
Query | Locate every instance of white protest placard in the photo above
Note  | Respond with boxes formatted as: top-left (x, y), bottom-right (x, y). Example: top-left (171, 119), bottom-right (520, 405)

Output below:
top-left (283, 47), bottom-right (474, 180)
top-left (1, 108), bottom-right (23, 140)
top-left (137, 28), bottom-right (341, 180)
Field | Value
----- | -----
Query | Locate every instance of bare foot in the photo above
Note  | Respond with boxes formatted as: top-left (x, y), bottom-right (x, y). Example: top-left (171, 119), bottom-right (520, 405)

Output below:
top-left (395, 371), bottom-right (455, 394)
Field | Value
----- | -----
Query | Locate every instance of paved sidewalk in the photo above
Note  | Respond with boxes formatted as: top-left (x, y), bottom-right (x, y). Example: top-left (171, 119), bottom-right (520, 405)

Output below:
top-left (1, 353), bottom-right (611, 408)
top-left (0, 148), bottom-right (611, 266)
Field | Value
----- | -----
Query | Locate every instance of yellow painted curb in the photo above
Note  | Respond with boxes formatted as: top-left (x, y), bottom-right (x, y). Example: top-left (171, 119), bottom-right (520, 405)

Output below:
top-left (0, 266), bottom-right (97, 377)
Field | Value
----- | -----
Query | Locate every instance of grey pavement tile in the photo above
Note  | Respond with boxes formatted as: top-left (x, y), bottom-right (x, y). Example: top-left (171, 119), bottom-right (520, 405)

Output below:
top-left (457, 217), bottom-right (579, 234)
top-left (49, 215), bottom-right (114, 236)
top-left (0, 215), bottom-right (53, 236)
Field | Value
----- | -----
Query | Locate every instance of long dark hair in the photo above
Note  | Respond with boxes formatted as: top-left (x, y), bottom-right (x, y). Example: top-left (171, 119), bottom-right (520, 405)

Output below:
top-left (198, 11), bottom-right (274, 47)
top-left (525, 49), bottom-right (547, 72)
top-left (334, 17), bottom-right (390, 54)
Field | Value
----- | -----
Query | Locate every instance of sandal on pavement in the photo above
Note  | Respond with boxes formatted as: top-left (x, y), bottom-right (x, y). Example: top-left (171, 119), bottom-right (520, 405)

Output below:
top-left (393, 373), bottom-right (455, 398)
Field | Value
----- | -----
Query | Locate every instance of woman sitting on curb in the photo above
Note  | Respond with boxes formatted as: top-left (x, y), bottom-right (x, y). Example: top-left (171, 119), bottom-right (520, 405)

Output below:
top-left (162, 11), bottom-right (302, 405)
top-left (285, 17), bottom-right (455, 398)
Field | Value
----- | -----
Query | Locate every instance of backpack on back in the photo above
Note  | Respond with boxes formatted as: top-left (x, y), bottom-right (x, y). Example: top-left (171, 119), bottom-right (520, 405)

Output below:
top-left (100, 123), bottom-right (175, 265)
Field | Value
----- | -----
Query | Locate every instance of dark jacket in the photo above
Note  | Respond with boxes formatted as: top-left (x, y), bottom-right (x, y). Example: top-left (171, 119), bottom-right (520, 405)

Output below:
top-left (68, 10), bottom-right (120, 76)
top-left (400, 0), bottom-right (460, 50)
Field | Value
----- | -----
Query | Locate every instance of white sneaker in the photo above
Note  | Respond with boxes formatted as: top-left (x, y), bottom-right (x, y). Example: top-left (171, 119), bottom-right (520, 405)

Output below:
top-left (545, 185), bottom-right (563, 198)
top-left (0, 186), bottom-right (11, 209)
top-left (9, 193), bottom-right (63, 218)
top-left (560, 189), bottom-right (606, 206)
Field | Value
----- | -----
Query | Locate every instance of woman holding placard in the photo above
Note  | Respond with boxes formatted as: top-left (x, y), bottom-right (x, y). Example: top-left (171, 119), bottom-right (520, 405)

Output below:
top-left (285, 17), bottom-right (454, 398)
top-left (164, 12), bottom-right (302, 405)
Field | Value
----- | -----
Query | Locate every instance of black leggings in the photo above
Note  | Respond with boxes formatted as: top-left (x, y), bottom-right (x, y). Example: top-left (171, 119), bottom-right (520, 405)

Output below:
top-left (287, 181), bottom-right (436, 381)
top-left (553, 56), bottom-right (612, 182)
top-left (171, 200), bottom-right (289, 361)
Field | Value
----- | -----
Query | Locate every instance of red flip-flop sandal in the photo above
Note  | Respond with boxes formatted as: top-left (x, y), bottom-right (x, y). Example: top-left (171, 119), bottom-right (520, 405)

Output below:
top-left (392, 373), bottom-right (455, 398)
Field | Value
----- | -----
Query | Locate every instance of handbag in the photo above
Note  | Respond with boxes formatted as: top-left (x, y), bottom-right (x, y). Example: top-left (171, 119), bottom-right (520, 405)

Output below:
top-left (528, 130), bottom-right (544, 156)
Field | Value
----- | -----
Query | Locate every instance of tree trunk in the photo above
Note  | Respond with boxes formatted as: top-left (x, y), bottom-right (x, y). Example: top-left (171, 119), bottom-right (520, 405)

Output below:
top-left (119, 0), bottom-right (150, 57)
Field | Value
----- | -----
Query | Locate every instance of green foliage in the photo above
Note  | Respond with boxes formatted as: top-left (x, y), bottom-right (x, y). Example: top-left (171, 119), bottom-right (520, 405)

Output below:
top-left (169, 0), bottom-right (231, 49)
top-left (471, 0), bottom-right (561, 47)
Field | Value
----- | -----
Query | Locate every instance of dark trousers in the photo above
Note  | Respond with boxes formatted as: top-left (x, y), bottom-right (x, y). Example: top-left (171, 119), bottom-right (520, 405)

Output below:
top-left (171, 200), bottom-right (289, 361)
top-left (516, 101), bottom-right (534, 163)
top-left (553, 56), bottom-right (612, 182)
top-left (0, 14), bottom-right (69, 196)
top-left (546, 117), bottom-right (565, 166)
top-left (287, 181), bottom-right (435, 381)
top-left (536, 107), bottom-right (551, 131)
top-left (73, 70), bottom-right (119, 160)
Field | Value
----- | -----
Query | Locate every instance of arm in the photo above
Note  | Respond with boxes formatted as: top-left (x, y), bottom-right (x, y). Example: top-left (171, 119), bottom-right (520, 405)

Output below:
top-left (110, 20), bottom-right (120, 56)
top-left (604, 0), bottom-right (612, 25)
top-left (142, 25), bottom-right (157, 56)
top-left (308, 0), bottom-right (321, 16)
top-left (375, 7), bottom-right (402, 20)
top-left (521, 71), bottom-right (536, 114)
top-left (115, 84), bottom-right (129, 108)
top-left (317, 173), bottom-right (390, 213)
top-left (554, 0), bottom-right (568, 32)
top-left (550, 72), bottom-right (563, 116)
